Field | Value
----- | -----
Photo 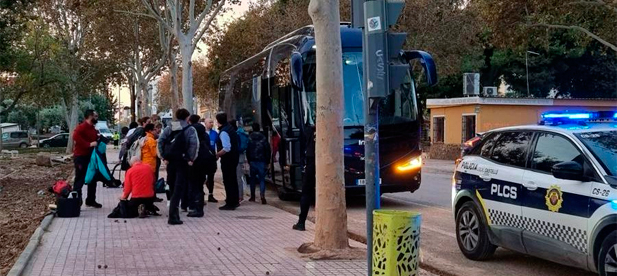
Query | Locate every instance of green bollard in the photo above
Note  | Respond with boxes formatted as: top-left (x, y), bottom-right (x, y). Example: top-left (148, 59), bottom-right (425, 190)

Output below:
top-left (372, 210), bottom-right (421, 276)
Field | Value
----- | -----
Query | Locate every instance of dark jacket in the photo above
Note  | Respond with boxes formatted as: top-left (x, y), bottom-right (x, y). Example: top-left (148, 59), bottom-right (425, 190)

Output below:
top-left (305, 126), bottom-right (316, 158)
top-left (192, 123), bottom-right (215, 165)
top-left (246, 132), bottom-right (271, 164)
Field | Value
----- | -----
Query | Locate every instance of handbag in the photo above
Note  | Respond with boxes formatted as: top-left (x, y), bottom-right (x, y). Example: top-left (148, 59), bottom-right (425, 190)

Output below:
top-left (56, 192), bottom-right (80, 218)
top-left (107, 200), bottom-right (130, 218)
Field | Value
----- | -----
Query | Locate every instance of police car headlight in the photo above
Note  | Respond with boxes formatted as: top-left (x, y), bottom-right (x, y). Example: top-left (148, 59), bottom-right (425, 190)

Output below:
top-left (396, 156), bottom-right (422, 172)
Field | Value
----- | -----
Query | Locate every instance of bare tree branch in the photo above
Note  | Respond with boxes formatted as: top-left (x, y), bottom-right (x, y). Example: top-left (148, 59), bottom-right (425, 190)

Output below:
top-left (193, 0), bottom-right (213, 33)
top-left (139, 0), bottom-right (174, 33)
top-left (530, 23), bottom-right (617, 52)
top-left (192, 0), bottom-right (224, 52)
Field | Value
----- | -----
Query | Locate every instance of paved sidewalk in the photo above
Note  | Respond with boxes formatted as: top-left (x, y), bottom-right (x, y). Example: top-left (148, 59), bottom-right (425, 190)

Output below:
top-left (25, 184), bottom-right (368, 276)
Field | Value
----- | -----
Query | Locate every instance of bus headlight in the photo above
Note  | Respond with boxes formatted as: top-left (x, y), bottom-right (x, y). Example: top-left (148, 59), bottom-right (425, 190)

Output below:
top-left (396, 156), bottom-right (422, 172)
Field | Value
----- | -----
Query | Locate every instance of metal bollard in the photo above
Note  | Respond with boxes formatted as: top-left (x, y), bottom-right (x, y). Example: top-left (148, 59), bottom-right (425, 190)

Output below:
top-left (372, 210), bottom-right (421, 276)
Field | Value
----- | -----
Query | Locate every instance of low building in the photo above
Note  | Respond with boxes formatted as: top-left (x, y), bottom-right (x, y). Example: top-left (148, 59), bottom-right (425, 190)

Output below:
top-left (426, 96), bottom-right (617, 159)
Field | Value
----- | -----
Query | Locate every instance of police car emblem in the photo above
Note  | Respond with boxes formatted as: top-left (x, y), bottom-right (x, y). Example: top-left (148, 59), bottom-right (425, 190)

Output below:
top-left (545, 185), bottom-right (563, 212)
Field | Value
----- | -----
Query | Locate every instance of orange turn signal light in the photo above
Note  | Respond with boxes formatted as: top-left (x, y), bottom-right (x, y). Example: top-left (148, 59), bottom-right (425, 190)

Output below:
top-left (396, 156), bottom-right (422, 172)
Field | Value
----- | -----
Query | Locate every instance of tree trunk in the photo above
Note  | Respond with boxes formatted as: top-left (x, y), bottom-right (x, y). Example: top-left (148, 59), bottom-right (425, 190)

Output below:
top-left (130, 77), bottom-right (137, 122)
top-left (65, 95), bottom-right (80, 155)
top-left (179, 40), bottom-right (194, 112)
top-left (308, 0), bottom-right (349, 250)
top-left (170, 57), bottom-right (180, 113)
top-left (139, 79), bottom-right (149, 117)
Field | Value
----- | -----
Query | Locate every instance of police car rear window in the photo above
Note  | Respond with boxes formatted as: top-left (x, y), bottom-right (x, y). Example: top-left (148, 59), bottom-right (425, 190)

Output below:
top-left (470, 132), bottom-right (500, 157)
top-left (489, 132), bottom-right (532, 168)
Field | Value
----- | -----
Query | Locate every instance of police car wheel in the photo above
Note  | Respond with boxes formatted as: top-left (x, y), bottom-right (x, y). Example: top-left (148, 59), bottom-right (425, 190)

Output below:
top-left (456, 201), bottom-right (496, 260)
top-left (598, 231), bottom-right (617, 276)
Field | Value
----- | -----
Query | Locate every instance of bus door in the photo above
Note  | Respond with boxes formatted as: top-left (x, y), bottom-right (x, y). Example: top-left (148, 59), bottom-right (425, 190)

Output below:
top-left (278, 85), bottom-right (304, 192)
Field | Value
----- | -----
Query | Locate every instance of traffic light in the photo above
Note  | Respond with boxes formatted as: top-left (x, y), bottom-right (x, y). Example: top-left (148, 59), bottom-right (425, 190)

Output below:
top-left (363, 0), bottom-right (408, 99)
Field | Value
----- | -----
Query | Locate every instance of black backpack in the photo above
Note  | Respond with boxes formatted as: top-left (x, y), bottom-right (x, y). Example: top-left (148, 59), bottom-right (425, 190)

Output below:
top-left (162, 126), bottom-right (191, 162)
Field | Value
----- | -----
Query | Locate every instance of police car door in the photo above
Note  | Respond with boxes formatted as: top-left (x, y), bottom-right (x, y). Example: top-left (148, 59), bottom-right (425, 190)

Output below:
top-left (473, 131), bottom-right (531, 252)
top-left (521, 132), bottom-right (590, 267)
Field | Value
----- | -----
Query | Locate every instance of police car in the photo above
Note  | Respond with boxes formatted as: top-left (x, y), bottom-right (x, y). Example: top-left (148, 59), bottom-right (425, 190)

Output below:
top-left (452, 111), bottom-right (617, 275)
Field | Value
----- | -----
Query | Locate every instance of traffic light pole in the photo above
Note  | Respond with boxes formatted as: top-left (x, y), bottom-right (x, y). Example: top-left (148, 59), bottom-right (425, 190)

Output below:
top-left (353, 0), bottom-right (406, 274)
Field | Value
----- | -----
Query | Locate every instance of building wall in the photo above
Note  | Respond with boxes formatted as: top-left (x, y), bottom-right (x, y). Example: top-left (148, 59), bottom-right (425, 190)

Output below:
top-left (430, 104), bottom-right (616, 145)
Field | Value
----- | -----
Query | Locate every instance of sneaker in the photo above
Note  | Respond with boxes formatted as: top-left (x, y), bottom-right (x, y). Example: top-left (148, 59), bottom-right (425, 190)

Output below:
top-left (261, 197), bottom-right (267, 205)
top-left (138, 204), bottom-right (147, 218)
top-left (292, 223), bottom-right (305, 231)
top-left (85, 201), bottom-right (103, 208)
top-left (248, 197), bottom-right (256, 202)
top-left (218, 205), bottom-right (237, 211)
top-left (208, 196), bottom-right (218, 203)
top-left (187, 210), bottom-right (204, 217)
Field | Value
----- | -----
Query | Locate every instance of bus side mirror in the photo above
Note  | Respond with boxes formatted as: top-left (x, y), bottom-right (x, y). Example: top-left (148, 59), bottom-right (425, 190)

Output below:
top-left (290, 52), bottom-right (303, 90)
top-left (402, 50), bottom-right (438, 87)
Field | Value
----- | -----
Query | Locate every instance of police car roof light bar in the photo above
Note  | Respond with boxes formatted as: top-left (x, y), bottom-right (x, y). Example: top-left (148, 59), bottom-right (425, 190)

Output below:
top-left (540, 111), bottom-right (617, 126)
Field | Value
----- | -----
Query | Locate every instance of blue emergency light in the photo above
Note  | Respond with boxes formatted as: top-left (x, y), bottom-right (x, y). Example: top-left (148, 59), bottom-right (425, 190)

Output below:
top-left (540, 111), bottom-right (617, 126)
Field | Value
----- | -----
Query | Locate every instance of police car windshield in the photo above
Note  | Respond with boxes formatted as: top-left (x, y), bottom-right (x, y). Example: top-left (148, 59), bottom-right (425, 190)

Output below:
top-left (575, 130), bottom-right (617, 176)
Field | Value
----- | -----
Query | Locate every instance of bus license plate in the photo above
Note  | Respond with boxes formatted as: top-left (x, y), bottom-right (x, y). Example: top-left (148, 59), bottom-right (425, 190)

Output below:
top-left (356, 179), bottom-right (382, 186)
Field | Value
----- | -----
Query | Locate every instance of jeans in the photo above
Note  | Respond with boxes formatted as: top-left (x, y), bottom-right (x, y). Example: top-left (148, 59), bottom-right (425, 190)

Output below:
top-left (236, 153), bottom-right (246, 199)
top-left (249, 161), bottom-right (267, 198)
top-left (221, 157), bottom-right (239, 206)
top-left (73, 155), bottom-right (97, 203)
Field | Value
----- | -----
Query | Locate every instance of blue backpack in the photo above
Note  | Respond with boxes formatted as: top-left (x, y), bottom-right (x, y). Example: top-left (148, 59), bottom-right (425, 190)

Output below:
top-left (237, 129), bottom-right (249, 153)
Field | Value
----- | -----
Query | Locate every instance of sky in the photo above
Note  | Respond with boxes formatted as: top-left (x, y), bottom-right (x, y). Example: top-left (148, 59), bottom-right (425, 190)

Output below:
top-left (113, 1), bottom-right (255, 108)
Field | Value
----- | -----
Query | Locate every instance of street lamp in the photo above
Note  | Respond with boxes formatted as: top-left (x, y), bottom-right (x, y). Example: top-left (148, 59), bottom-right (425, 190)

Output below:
top-left (526, 50), bottom-right (541, 97)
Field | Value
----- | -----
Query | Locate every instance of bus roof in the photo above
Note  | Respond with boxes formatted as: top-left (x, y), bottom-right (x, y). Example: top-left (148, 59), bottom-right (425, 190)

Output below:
top-left (221, 24), bottom-right (362, 79)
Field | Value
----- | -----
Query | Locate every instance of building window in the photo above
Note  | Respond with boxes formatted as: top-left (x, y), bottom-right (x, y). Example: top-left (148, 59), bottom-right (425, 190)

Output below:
top-left (433, 116), bottom-right (445, 143)
top-left (462, 115), bottom-right (476, 143)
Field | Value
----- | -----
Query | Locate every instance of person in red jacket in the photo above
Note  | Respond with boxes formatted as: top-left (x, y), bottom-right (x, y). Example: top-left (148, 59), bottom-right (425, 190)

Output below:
top-left (120, 157), bottom-right (157, 218)
top-left (72, 109), bottom-right (102, 208)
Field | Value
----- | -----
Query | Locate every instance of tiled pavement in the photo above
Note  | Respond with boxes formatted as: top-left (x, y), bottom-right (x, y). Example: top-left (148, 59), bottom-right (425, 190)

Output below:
top-left (24, 148), bottom-right (435, 276)
top-left (24, 184), bottom-right (370, 276)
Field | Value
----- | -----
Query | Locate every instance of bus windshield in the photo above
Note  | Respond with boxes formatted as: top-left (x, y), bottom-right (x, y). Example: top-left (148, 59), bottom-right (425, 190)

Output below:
top-left (301, 50), bottom-right (418, 126)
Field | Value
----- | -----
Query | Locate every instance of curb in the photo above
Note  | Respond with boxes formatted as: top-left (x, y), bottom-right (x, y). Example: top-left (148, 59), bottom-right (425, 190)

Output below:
top-left (267, 199), bottom-right (456, 276)
top-left (7, 213), bottom-right (54, 276)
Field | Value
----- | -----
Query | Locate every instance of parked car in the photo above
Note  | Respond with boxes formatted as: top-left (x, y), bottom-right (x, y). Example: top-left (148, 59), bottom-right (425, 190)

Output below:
top-left (1, 130), bottom-right (32, 149)
top-left (39, 133), bottom-right (69, 148)
top-left (95, 121), bottom-right (113, 139)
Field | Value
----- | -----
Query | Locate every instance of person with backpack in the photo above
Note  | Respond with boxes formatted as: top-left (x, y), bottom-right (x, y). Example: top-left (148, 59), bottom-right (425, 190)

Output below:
top-left (204, 118), bottom-right (218, 203)
top-left (157, 109), bottom-right (199, 225)
top-left (246, 123), bottom-right (271, 204)
top-left (215, 113), bottom-right (240, 210)
top-left (233, 119), bottom-right (249, 202)
top-left (186, 114), bottom-right (215, 217)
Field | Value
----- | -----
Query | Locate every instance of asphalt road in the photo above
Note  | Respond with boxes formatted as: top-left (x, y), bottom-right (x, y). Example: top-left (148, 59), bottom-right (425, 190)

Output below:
top-left (263, 161), bottom-right (597, 276)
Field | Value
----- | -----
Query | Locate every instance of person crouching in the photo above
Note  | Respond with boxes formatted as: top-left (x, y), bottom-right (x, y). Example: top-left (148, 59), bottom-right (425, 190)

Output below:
top-left (108, 157), bottom-right (159, 218)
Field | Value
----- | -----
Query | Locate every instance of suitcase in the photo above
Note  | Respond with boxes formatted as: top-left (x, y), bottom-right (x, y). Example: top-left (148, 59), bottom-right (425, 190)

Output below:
top-left (56, 192), bottom-right (81, 217)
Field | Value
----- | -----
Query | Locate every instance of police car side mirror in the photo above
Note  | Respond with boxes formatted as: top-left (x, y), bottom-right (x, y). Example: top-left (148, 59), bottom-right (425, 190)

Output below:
top-left (552, 161), bottom-right (586, 181)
